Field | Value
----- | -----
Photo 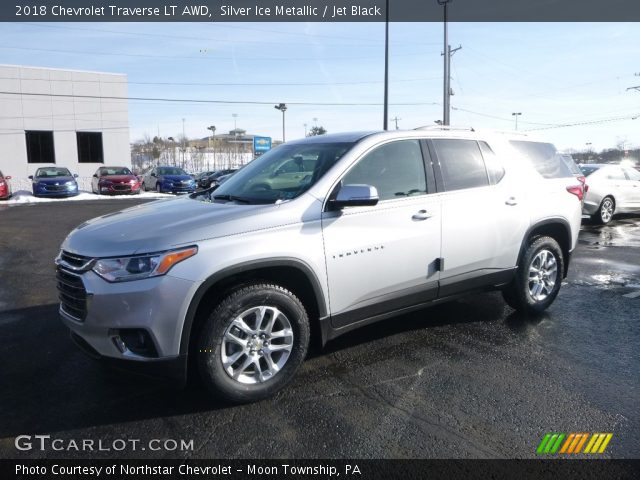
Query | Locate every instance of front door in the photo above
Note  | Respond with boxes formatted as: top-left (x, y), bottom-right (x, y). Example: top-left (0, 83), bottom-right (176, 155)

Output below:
top-left (322, 139), bottom-right (442, 328)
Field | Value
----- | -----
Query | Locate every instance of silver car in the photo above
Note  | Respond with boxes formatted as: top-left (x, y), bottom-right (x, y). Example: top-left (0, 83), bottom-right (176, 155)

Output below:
top-left (580, 163), bottom-right (640, 224)
top-left (57, 128), bottom-right (582, 403)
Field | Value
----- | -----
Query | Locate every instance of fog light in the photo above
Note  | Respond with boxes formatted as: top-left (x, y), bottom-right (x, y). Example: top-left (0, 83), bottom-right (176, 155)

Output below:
top-left (116, 329), bottom-right (158, 357)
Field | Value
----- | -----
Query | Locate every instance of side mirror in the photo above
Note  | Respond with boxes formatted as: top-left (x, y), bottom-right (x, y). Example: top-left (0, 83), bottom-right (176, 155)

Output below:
top-left (93, 174), bottom-right (98, 178)
top-left (151, 173), bottom-right (157, 177)
top-left (28, 175), bottom-right (33, 180)
top-left (73, 174), bottom-right (79, 178)
top-left (5, 176), bottom-right (11, 180)
top-left (329, 184), bottom-right (379, 210)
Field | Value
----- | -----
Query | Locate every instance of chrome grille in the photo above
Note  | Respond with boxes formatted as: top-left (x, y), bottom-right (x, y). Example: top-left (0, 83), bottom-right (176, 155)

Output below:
top-left (60, 251), bottom-right (92, 269)
top-left (56, 266), bottom-right (87, 321)
top-left (45, 185), bottom-right (67, 191)
top-left (113, 184), bottom-right (131, 191)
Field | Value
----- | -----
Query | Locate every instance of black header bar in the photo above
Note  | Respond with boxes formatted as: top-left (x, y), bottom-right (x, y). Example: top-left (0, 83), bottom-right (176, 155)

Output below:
top-left (5, 0), bottom-right (640, 22)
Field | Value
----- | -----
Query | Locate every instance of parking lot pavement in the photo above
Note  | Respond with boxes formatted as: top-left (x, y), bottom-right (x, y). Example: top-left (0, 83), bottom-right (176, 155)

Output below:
top-left (0, 200), bottom-right (638, 459)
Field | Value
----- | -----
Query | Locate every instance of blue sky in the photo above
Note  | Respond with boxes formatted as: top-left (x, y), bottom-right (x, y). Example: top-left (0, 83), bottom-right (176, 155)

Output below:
top-left (1, 21), bottom-right (639, 151)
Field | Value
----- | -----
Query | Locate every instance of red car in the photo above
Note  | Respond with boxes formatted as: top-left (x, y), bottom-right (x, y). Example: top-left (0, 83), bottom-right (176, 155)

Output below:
top-left (91, 166), bottom-right (141, 195)
top-left (0, 170), bottom-right (12, 200)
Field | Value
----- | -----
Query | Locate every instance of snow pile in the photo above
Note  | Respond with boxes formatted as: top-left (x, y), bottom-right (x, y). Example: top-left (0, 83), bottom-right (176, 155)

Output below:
top-left (4, 190), bottom-right (174, 205)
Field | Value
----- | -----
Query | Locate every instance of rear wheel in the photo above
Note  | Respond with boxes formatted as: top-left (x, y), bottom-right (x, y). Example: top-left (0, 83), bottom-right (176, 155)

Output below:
top-left (592, 196), bottom-right (615, 224)
top-left (502, 236), bottom-right (564, 315)
top-left (197, 283), bottom-right (310, 403)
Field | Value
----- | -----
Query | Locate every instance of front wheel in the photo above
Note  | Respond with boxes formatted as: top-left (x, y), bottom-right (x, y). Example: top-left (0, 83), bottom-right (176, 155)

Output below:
top-left (197, 283), bottom-right (310, 403)
top-left (592, 196), bottom-right (615, 225)
top-left (502, 236), bottom-right (564, 315)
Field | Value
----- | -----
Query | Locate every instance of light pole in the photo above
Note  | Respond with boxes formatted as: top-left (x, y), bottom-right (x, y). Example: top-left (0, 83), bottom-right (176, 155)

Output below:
top-left (512, 112), bottom-right (522, 131)
top-left (438, 0), bottom-right (453, 125)
top-left (207, 125), bottom-right (216, 170)
top-left (383, 0), bottom-right (389, 130)
top-left (167, 136), bottom-right (176, 166)
top-left (274, 103), bottom-right (287, 142)
top-left (304, 123), bottom-right (307, 137)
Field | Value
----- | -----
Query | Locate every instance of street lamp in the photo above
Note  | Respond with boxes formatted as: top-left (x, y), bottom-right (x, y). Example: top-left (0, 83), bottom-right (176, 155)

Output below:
top-left (512, 112), bottom-right (522, 131)
top-left (274, 103), bottom-right (287, 142)
top-left (304, 123), bottom-right (307, 137)
top-left (167, 137), bottom-right (176, 166)
top-left (207, 125), bottom-right (216, 170)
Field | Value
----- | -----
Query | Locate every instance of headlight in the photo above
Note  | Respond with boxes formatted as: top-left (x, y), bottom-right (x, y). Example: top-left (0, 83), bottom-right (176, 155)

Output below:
top-left (92, 246), bottom-right (198, 282)
top-left (65, 181), bottom-right (76, 186)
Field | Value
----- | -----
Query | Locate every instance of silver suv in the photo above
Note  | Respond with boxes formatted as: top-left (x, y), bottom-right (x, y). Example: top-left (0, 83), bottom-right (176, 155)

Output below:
top-left (57, 127), bottom-right (583, 402)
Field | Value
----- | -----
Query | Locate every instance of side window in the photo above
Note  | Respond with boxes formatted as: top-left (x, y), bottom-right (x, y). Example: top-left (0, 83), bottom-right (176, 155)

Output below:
top-left (605, 168), bottom-right (626, 181)
top-left (479, 141), bottom-right (505, 184)
top-left (433, 139), bottom-right (489, 191)
top-left (342, 140), bottom-right (427, 201)
top-left (510, 141), bottom-right (573, 179)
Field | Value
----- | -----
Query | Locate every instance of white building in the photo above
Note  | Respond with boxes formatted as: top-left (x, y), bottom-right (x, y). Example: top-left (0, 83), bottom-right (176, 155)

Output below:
top-left (0, 65), bottom-right (130, 187)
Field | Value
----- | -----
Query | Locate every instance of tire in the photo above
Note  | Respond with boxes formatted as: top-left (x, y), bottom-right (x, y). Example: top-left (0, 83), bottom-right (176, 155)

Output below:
top-left (502, 236), bottom-right (564, 315)
top-left (197, 283), bottom-right (310, 403)
top-left (592, 196), bottom-right (615, 225)
top-left (141, 182), bottom-right (146, 192)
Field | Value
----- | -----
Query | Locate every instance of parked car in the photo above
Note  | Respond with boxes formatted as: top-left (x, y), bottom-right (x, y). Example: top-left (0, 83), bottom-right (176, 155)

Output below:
top-left (141, 166), bottom-right (196, 194)
top-left (91, 166), bottom-right (141, 195)
top-left (30, 167), bottom-right (79, 197)
top-left (579, 163), bottom-right (640, 224)
top-left (215, 172), bottom-right (235, 186)
top-left (57, 128), bottom-right (582, 403)
top-left (0, 170), bottom-right (12, 200)
top-left (199, 169), bottom-right (237, 189)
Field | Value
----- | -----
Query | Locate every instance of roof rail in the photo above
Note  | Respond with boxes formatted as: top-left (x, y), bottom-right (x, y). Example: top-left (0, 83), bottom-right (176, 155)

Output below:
top-left (414, 125), bottom-right (475, 132)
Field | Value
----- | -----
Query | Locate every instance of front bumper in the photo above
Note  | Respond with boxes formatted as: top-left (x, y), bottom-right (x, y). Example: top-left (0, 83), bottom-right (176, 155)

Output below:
top-left (33, 185), bottom-right (79, 197)
top-left (158, 183), bottom-right (196, 194)
top-left (99, 183), bottom-right (141, 195)
top-left (59, 269), bottom-right (198, 383)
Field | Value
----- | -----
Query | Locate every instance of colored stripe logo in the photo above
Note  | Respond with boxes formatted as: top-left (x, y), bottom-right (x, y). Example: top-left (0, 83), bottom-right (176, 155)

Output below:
top-left (537, 433), bottom-right (612, 455)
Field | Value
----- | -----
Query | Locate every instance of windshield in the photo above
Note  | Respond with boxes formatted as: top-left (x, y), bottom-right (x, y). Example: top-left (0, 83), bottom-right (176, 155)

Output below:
top-left (157, 167), bottom-right (188, 176)
top-left (579, 165), bottom-right (601, 177)
top-left (99, 167), bottom-right (132, 176)
top-left (210, 142), bottom-right (353, 204)
top-left (35, 168), bottom-right (72, 177)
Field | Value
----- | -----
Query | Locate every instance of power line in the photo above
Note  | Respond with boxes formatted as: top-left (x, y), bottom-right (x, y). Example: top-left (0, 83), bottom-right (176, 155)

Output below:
top-left (0, 90), bottom-right (440, 107)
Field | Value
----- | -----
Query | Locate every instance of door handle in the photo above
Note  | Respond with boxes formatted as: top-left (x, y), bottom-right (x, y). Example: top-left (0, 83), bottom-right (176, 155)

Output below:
top-left (412, 210), bottom-right (433, 220)
top-left (505, 197), bottom-right (518, 206)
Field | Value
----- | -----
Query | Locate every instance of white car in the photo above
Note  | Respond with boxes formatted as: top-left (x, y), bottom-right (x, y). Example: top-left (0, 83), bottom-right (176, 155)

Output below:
top-left (580, 163), bottom-right (640, 224)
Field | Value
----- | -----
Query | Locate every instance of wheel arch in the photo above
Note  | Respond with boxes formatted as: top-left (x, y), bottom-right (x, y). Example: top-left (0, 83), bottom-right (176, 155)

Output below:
top-left (179, 258), bottom-right (327, 358)
top-left (518, 218), bottom-right (572, 278)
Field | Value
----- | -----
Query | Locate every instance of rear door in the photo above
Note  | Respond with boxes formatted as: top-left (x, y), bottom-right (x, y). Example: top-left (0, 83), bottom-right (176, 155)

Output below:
top-left (623, 167), bottom-right (640, 209)
top-left (429, 138), bottom-right (528, 296)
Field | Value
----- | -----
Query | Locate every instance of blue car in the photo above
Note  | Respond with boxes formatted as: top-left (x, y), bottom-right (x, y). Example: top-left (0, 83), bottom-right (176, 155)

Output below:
top-left (29, 167), bottom-right (79, 198)
top-left (141, 166), bottom-right (196, 194)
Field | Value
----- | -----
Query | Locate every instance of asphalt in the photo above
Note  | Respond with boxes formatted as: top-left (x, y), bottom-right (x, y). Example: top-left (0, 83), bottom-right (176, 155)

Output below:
top-left (0, 199), bottom-right (638, 459)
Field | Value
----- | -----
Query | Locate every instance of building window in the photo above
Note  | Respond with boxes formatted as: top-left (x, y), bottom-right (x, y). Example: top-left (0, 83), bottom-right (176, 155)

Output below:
top-left (25, 131), bottom-right (55, 164)
top-left (77, 132), bottom-right (104, 163)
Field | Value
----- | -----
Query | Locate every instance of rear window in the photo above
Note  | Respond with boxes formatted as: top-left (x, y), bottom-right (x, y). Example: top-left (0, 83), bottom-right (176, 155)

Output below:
top-left (579, 165), bottom-right (600, 177)
top-left (510, 141), bottom-right (573, 179)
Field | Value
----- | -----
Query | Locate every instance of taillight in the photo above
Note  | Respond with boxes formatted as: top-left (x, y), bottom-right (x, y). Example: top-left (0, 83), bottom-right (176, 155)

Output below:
top-left (566, 185), bottom-right (584, 201)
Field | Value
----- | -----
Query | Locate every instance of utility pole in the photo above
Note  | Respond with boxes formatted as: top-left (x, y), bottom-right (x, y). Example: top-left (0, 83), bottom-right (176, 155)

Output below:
top-left (391, 116), bottom-right (401, 130)
top-left (438, 0), bottom-right (461, 126)
top-left (383, 0), bottom-right (389, 130)
top-left (512, 112), bottom-right (522, 131)
top-left (304, 123), bottom-right (308, 137)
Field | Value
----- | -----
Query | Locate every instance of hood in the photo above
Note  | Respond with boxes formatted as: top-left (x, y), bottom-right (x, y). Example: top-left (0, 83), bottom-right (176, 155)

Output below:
top-left (61, 195), bottom-right (320, 257)
top-left (159, 175), bottom-right (192, 182)
top-left (99, 175), bottom-right (137, 183)
top-left (35, 176), bottom-right (75, 184)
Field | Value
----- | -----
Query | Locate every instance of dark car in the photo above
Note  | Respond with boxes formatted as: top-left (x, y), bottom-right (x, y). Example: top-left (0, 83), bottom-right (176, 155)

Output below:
top-left (141, 166), bottom-right (196, 194)
top-left (0, 170), bottom-right (12, 200)
top-left (29, 167), bottom-right (79, 198)
top-left (199, 169), bottom-right (237, 189)
top-left (92, 166), bottom-right (141, 195)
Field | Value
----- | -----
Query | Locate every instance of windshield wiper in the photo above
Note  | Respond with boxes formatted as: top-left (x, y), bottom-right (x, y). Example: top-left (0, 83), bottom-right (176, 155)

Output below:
top-left (212, 194), bottom-right (253, 204)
